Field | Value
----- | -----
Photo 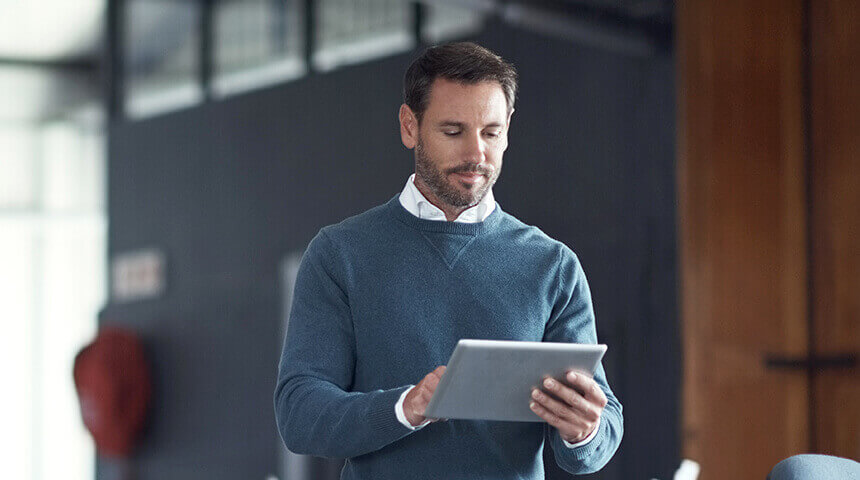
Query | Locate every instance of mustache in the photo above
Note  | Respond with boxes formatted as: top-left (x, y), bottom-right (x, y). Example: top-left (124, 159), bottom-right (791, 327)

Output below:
top-left (445, 165), bottom-right (493, 176)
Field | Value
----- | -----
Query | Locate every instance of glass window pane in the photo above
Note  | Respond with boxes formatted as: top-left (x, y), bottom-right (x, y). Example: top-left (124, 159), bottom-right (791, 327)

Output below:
top-left (0, 223), bottom-right (37, 480)
top-left (421, 2), bottom-right (487, 43)
top-left (38, 219), bottom-right (104, 480)
top-left (0, 118), bottom-right (102, 480)
top-left (41, 122), bottom-right (104, 213)
top-left (213, 0), bottom-right (305, 96)
top-left (125, 0), bottom-right (203, 117)
top-left (0, 126), bottom-right (39, 210)
top-left (314, 0), bottom-right (413, 71)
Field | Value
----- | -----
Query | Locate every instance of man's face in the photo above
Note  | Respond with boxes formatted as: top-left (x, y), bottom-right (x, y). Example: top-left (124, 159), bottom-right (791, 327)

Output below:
top-left (400, 78), bottom-right (512, 210)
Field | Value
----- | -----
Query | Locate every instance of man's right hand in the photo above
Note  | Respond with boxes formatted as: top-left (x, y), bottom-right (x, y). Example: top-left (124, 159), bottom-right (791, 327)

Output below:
top-left (403, 365), bottom-right (447, 427)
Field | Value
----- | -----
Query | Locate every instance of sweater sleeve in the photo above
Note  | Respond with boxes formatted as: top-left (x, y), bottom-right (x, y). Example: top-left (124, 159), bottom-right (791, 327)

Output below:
top-left (542, 247), bottom-right (624, 474)
top-left (274, 230), bottom-right (415, 459)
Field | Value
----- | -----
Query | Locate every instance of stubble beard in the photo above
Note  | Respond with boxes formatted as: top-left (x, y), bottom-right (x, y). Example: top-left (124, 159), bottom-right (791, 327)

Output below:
top-left (414, 139), bottom-right (500, 209)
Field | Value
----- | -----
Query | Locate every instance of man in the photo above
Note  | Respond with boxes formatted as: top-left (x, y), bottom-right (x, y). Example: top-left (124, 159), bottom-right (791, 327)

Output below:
top-left (274, 42), bottom-right (622, 479)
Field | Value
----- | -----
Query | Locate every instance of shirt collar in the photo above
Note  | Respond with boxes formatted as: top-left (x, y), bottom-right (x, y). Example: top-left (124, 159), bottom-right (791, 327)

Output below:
top-left (398, 173), bottom-right (495, 223)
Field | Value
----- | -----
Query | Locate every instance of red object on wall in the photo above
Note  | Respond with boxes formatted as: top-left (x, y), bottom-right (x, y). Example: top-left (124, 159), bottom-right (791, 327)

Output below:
top-left (73, 325), bottom-right (152, 457)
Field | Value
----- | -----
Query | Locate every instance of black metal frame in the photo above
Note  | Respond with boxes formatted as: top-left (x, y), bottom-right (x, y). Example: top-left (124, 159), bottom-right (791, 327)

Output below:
top-left (303, 0), bottom-right (316, 74)
top-left (0, 57), bottom-right (98, 72)
top-left (412, 2), bottom-right (426, 48)
top-left (105, 0), bottom-right (124, 120)
top-left (200, 0), bottom-right (215, 102)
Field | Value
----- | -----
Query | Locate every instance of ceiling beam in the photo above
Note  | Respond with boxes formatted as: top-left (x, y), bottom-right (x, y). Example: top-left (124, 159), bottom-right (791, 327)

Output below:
top-left (500, 1), bottom-right (673, 56)
top-left (425, 0), bottom-right (673, 56)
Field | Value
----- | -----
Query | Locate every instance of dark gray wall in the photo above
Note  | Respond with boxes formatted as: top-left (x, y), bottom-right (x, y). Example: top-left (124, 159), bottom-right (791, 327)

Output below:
top-left (102, 20), bottom-right (677, 480)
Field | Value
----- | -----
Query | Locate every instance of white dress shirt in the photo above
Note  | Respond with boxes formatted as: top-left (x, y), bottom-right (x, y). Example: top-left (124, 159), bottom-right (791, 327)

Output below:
top-left (394, 174), bottom-right (599, 448)
top-left (398, 173), bottom-right (495, 222)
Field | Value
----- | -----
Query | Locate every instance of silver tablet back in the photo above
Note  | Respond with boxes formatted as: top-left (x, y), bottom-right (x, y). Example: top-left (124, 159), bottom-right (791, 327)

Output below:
top-left (424, 339), bottom-right (607, 422)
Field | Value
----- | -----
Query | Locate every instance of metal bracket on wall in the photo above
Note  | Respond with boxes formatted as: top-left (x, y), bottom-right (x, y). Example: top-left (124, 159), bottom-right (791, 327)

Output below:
top-left (763, 353), bottom-right (858, 371)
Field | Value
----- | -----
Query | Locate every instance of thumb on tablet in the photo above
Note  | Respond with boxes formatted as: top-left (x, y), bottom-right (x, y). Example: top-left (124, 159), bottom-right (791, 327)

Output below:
top-left (404, 365), bottom-right (447, 426)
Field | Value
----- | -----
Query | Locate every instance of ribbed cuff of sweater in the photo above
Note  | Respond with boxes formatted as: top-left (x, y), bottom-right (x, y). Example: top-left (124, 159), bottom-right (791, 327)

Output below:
top-left (562, 417), bottom-right (600, 448)
top-left (566, 416), bottom-right (607, 460)
top-left (395, 385), bottom-right (432, 430)
top-left (367, 385), bottom-right (418, 439)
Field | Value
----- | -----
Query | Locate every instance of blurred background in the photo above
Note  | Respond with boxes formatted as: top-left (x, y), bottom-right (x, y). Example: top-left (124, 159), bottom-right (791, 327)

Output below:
top-left (0, 0), bottom-right (855, 479)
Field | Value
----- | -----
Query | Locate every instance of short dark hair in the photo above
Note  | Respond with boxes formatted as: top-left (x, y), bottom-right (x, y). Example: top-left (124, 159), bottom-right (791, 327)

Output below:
top-left (403, 42), bottom-right (518, 122)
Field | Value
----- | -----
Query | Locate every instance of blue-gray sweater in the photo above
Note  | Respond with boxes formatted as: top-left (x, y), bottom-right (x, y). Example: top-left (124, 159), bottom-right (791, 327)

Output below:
top-left (275, 195), bottom-right (623, 479)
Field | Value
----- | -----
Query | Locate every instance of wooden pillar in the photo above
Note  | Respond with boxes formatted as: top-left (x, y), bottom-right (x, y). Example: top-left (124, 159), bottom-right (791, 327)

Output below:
top-left (678, 1), bottom-right (809, 477)
top-left (810, 0), bottom-right (860, 460)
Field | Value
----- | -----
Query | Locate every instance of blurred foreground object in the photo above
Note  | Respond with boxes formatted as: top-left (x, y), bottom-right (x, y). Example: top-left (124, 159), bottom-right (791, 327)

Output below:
top-left (673, 459), bottom-right (700, 480)
top-left (73, 326), bottom-right (152, 457)
top-left (768, 454), bottom-right (860, 480)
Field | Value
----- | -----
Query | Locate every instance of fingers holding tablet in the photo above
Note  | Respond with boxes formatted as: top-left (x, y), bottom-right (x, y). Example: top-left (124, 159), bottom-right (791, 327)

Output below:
top-left (528, 371), bottom-right (605, 443)
top-left (404, 365), bottom-right (447, 426)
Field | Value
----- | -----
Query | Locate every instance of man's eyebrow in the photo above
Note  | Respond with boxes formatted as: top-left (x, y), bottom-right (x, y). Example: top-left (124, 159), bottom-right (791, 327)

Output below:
top-left (436, 121), bottom-right (504, 128)
top-left (437, 121), bottom-right (465, 128)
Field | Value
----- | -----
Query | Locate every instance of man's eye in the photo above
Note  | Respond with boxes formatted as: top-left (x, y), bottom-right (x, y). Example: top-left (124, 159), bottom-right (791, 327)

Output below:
top-left (485, 131), bottom-right (501, 138)
top-left (444, 131), bottom-right (460, 136)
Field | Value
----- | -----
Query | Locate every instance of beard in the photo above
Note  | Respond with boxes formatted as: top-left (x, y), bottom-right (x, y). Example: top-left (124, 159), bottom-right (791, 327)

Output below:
top-left (414, 139), bottom-right (500, 208)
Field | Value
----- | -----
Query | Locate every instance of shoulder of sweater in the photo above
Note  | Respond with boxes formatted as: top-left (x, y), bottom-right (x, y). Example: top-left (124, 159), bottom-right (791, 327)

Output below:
top-left (496, 211), bottom-right (579, 261)
top-left (319, 201), bottom-right (392, 238)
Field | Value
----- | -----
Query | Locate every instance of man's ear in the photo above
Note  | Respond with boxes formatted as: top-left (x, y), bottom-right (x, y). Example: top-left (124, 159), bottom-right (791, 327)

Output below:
top-left (399, 104), bottom-right (418, 149)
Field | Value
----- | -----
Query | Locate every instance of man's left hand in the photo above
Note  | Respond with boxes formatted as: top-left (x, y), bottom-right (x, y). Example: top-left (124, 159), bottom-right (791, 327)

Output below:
top-left (529, 370), bottom-right (607, 444)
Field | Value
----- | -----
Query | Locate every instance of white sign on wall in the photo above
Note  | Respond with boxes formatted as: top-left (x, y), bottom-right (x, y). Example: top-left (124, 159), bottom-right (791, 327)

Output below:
top-left (111, 248), bottom-right (166, 302)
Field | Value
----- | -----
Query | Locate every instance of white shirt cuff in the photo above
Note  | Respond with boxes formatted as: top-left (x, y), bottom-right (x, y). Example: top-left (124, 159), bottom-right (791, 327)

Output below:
top-left (395, 385), bottom-right (431, 430)
top-left (562, 417), bottom-right (600, 448)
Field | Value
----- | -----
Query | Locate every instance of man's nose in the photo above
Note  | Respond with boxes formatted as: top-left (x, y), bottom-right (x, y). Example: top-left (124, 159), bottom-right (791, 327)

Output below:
top-left (463, 132), bottom-right (486, 164)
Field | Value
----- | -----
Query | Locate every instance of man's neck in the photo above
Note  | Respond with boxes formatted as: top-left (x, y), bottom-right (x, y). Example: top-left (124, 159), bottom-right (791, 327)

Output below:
top-left (412, 174), bottom-right (473, 222)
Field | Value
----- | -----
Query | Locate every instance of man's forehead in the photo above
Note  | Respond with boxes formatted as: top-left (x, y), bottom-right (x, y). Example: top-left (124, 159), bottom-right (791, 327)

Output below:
top-left (424, 78), bottom-right (508, 123)
top-left (427, 77), bottom-right (506, 102)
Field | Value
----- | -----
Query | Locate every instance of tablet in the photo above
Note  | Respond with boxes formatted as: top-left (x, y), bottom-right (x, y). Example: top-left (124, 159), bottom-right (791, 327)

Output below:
top-left (423, 339), bottom-right (607, 422)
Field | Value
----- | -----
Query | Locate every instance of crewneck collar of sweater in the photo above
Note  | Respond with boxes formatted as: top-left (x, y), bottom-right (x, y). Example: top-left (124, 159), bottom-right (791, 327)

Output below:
top-left (386, 194), bottom-right (502, 235)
